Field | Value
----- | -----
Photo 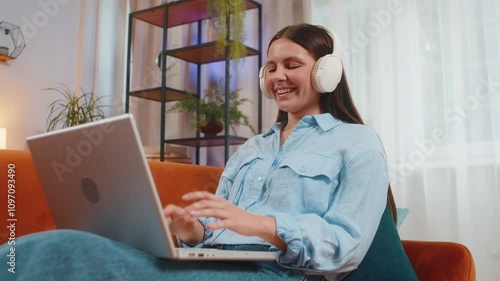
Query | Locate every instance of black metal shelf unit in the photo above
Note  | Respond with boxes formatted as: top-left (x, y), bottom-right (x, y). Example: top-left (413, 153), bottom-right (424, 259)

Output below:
top-left (125, 0), bottom-right (262, 164)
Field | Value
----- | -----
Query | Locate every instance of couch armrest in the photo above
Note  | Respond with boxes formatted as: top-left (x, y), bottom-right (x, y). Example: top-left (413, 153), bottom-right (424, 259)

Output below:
top-left (402, 240), bottom-right (476, 281)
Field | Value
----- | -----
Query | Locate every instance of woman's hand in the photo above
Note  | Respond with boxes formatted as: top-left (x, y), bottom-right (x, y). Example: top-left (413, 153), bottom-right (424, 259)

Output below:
top-left (163, 204), bottom-right (204, 246)
top-left (182, 191), bottom-right (286, 250)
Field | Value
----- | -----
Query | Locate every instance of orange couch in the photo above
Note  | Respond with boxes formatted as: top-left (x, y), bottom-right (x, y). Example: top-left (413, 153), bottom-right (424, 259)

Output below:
top-left (0, 149), bottom-right (476, 280)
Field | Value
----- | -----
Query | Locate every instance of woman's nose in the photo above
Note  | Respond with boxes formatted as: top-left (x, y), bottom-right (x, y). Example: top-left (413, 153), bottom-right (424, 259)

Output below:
top-left (270, 68), bottom-right (286, 82)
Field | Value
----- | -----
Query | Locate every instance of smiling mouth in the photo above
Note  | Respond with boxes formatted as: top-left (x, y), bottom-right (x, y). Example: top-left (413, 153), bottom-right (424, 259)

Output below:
top-left (275, 88), bottom-right (295, 96)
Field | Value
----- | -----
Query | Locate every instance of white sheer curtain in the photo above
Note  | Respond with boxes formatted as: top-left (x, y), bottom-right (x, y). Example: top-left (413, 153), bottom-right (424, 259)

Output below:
top-left (74, 0), bottom-right (129, 118)
top-left (311, 0), bottom-right (500, 280)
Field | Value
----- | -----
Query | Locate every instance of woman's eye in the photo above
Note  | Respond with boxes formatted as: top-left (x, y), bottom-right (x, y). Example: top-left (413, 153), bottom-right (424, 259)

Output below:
top-left (287, 64), bottom-right (300, 69)
top-left (267, 67), bottom-right (276, 73)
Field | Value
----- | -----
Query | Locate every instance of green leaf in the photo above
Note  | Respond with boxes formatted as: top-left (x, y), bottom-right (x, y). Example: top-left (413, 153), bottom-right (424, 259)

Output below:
top-left (45, 84), bottom-right (108, 132)
top-left (166, 78), bottom-right (255, 135)
top-left (207, 0), bottom-right (247, 67)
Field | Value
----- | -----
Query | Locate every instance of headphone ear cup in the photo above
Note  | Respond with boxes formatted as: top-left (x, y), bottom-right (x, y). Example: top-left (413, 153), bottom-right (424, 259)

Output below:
top-left (311, 54), bottom-right (343, 93)
top-left (259, 66), bottom-right (272, 98)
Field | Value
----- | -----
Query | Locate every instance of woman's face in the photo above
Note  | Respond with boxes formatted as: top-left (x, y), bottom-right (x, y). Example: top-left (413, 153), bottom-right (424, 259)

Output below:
top-left (265, 38), bottom-right (322, 118)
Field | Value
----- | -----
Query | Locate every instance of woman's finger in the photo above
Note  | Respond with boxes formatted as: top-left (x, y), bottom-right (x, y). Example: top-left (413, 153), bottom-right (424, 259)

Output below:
top-left (189, 208), bottom-right (228, 219)
top-left (182, 191), bottom-right (221, 201)
top-left (163, 204), bottom-right (188, 217)
top-left (165, 216), bottom-right (173, 225)
top-left (184, 198), bottom-right (227, 212)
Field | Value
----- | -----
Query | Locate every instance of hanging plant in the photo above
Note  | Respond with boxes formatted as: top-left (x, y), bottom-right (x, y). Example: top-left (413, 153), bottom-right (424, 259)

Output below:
top-left (207, 0), bottom-right (246, 65)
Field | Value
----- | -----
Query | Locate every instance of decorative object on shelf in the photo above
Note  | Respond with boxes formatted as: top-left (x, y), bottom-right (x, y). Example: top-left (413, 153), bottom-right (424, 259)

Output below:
top-left (155, 51), bottom-right (177, 70)
top-left (167, 79), bottom-right (256, 137)
top-left (0, 46), bottom-right (8, 56)
top-left (207, 0), bottom-right (246, 64)
top-left (0, 21), bottom-right (26, 60)
top-left (45, 85), bottom-right (107, 132)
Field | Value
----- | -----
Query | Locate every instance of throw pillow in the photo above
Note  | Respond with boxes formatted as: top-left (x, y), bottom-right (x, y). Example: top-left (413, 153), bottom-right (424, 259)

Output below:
top-left (396, 208), bottom-right (409, 229)
top-left (342, 205), bottom-right (418, 281)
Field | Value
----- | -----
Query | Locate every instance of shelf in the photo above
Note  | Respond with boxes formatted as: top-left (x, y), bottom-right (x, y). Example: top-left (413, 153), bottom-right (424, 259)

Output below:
top-left (165, 135), bottom-right (248, 147)
top-left (131, 0), bottom-right (260, 28)
top-left (126, 0), bottom-right (262, 163)
top-left (0, 54), bottom-right (14, 61)
top-left (167, 41), bottom-right (259, 64)
top-left (129, 87), bottom-right (195, 102)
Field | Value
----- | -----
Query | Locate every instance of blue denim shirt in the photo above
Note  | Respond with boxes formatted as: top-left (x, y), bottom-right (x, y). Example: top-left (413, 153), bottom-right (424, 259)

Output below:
top-left (188, 113), bottom-right (389, 281)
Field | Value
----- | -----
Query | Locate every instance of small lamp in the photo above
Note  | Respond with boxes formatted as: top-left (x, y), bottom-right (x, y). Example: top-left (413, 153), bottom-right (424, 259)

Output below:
top-left (0, 128), bottom-right (6, 149)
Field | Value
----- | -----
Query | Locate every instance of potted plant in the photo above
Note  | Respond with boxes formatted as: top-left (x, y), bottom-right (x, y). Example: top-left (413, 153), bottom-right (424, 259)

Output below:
top-left (167, 82), bottom-right (256, 136)
top-left (45, 85), bottom-right (107, 132)
top-left (0, 46), bottom-right (9, 56)
top-left (207, 0), bottom-right (246, 65)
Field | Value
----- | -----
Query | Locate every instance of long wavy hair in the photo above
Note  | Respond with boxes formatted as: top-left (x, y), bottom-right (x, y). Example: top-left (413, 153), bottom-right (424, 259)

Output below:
top-left (268, 23), bottom-right (398, 223)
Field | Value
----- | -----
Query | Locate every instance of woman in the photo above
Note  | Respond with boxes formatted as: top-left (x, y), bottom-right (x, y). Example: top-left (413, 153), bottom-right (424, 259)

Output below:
top-left (0, 23), bottom-right (395, 281)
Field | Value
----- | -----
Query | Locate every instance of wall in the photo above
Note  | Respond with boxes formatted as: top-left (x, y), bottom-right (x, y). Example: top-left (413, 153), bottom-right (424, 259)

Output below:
top-left (0, 0), bottom-right (88, 150)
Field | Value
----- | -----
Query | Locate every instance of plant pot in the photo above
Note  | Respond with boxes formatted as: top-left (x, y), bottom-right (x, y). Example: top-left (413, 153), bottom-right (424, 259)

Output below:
top-left (199, 121), bottom-right (223, 137)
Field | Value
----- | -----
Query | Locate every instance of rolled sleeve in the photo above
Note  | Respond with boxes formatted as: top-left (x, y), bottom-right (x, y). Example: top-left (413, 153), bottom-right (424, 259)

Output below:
top-left (272, 150), bottom-right (389, 279)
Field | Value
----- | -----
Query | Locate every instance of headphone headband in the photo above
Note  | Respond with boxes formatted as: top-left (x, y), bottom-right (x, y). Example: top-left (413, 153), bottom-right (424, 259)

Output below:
top-left (260, 24), bottom-right (344, 98)
top-left (314, 24), bottom-right (343, 62)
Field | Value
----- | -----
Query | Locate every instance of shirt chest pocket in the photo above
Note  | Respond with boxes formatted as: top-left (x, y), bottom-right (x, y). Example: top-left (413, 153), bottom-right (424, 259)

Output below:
top-left (222, 155), bottom-right (263, 204)
top-left (278, 153), bottom-right (340, 213)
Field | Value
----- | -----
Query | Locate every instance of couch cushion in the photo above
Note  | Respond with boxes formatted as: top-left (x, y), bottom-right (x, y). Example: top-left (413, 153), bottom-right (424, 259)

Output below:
top-left (148, 161), bottom-right (223, 207)
top-left (0, 150), bottom-right (56, 244)
top-left (343, 205), bottom-right (418, 281)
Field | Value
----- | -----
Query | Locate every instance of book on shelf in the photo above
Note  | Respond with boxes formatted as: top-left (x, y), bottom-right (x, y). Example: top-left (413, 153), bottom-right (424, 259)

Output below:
top-left (143, 145), bottom-right (191, 163)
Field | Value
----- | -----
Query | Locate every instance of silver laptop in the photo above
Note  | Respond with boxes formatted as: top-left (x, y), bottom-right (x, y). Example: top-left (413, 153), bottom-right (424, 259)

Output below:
top-left (26, 114), bottom-right (276, 261)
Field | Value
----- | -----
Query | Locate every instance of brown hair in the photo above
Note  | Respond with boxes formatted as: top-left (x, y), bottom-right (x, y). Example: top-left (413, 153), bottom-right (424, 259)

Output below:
top-left (269, 23), bottom-right (398, 223)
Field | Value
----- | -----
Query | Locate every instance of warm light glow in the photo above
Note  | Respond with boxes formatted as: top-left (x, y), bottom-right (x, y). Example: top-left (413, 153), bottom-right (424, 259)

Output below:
top-left (0, 128), bottom-right (6, 149)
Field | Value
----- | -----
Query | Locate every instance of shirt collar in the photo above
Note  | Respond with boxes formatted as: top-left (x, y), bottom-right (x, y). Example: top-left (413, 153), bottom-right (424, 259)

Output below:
top-left (263, 123), bottom-right (281, 137)
top-left (311, 113), bottom-right (343, 132)
top-left (262, 113), bottom-right (343, 137)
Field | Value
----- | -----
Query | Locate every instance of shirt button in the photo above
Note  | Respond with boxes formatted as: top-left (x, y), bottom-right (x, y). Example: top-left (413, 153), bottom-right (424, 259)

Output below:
top-left (257, 177), bottom-right (263, 182)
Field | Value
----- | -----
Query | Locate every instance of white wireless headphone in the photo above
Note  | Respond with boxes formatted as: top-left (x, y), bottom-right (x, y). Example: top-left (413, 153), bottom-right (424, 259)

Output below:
top-left (259, 24), bottom-right (343, 98)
